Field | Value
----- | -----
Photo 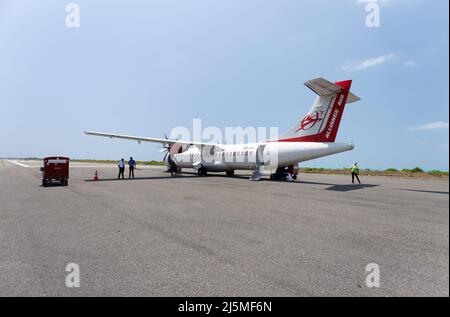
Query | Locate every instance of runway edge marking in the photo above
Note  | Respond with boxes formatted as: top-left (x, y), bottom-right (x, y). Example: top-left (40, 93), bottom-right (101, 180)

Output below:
top-left (5, 160), bottom-right (31, 168)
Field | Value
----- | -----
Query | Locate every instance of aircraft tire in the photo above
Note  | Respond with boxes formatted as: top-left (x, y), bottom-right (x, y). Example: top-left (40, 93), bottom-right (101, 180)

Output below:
top-left (198, 167), bottom-right (207, 177)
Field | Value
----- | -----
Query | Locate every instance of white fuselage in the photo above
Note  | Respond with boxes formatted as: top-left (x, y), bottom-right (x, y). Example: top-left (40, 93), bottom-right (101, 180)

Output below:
top-left (170, 142), bottom-right (354, 172)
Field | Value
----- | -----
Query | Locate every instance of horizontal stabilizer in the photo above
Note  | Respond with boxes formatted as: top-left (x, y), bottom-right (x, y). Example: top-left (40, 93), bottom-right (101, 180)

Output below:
top-left (347, 92), bottom-right (361, 104)
top-left (305, 78), bottom-right (342, 96)
top-left (305, 78), bottom-right (360, 104)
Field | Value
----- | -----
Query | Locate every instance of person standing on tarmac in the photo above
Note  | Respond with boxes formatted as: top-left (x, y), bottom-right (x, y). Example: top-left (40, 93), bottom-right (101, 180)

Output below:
top-left (351, 162), bottom-right (361, 184)
top-left (128, 157), bottom-right (136, 179)
top-left (118, 158), bottom-right (125, 180)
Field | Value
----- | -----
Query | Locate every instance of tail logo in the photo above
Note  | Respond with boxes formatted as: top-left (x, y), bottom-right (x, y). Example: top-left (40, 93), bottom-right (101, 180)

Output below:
top-left (296, 111), bottom-right (323, 131)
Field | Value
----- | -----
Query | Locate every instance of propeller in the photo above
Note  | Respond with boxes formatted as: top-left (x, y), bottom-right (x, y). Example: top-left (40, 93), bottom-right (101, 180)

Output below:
top-left (159, 134), bottom-right (184, 174)
top-left (158, 134), bottom-right (171, 152)
top-left (159, 133), bottom-right (179, 163)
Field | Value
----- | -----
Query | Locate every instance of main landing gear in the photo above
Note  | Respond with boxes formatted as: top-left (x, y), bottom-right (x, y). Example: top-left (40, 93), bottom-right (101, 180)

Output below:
top-left (270, 167), bottom-right (298, 182)
top-left (226, 170), bottom-right (235, 176)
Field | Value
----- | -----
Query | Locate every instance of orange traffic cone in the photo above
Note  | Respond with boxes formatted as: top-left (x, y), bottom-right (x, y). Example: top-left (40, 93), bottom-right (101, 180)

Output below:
top-left (93, 170), bottom-right (99, 181)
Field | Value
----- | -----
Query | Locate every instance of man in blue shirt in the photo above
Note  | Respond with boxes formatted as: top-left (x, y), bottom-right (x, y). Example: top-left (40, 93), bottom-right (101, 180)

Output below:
top-left (128, 157), bottom-right (136, 179)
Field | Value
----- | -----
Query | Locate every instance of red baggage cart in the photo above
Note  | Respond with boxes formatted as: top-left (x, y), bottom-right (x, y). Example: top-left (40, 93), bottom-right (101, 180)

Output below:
top-left (41, 157), bottom-right (70, 187)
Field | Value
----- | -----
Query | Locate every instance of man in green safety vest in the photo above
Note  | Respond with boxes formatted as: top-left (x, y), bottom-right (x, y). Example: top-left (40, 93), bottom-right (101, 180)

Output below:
top-left (351, 162), bottom-right (361, 184)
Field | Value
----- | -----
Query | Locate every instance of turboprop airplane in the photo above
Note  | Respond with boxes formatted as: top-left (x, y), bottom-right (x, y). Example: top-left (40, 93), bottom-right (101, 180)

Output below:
top-left (85, 78), bottom-right (360, 181)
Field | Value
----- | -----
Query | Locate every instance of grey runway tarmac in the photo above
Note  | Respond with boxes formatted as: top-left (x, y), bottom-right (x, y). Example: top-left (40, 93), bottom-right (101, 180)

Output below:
top-left (0, 159), bottom-right (448, 296)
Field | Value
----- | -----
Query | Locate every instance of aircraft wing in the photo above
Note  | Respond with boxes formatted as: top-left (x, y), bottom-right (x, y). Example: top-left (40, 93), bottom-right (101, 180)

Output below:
top-left (84, 131), bottom-right (222, 149)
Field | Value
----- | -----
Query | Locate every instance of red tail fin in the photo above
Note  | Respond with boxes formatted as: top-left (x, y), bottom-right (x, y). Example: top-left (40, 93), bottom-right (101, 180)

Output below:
top-left (319, 80), bottom-right (351, 142)
top-left (278, 78), bottom-right (359, 143)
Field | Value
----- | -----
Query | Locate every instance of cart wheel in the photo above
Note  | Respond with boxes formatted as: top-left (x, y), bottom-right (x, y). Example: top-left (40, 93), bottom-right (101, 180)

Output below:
top-left (42, 179), bottom-right (47, 187)
top-left (64, 179), bottom-right (69, 186)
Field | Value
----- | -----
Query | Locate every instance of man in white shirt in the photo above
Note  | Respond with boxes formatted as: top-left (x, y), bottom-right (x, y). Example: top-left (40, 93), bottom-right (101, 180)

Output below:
top-left (118, 158), bottom-right (125, 180)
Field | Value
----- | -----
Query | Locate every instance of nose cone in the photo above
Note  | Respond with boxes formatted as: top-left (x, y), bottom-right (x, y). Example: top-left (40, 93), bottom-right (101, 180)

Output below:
top-left (349, 142), bottom-right (355, 150)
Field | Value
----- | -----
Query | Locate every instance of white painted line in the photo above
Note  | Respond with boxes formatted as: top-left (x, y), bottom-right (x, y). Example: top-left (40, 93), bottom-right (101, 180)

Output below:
top-left (2, 160), bottom-right (166, 170)
top-left (6, 164), bottom-right (165, 169)
top-left (6, 160), bottom-right (31, 168)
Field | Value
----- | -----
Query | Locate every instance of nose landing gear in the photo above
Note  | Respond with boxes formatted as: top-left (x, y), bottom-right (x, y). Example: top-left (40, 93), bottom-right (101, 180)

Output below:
top-left (197, 167), bottom-right (208, 177)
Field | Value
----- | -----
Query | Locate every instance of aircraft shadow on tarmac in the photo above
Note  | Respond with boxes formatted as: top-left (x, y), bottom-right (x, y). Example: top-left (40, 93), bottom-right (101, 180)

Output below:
top-left (181, 172), bottom-right (378, 191)
top-left (84, 173), bottom-right (378, 192)
top-left (295, 181), bottom-right (379, 192)
top-left (394, 188), bottom-right (449, 195)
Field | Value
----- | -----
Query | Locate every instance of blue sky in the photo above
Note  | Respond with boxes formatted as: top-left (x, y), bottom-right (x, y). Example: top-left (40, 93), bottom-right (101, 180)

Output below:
top-left (0, 0), bottom-right (448, 170)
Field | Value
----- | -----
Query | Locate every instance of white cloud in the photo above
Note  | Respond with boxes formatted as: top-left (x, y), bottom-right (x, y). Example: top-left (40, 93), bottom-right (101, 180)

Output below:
top-left (403, 61), bottom-right (416, 67)
top-left (342, 53), bottom-right (395, 71)
top-left (410, 121), bottom-right (449, 131)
